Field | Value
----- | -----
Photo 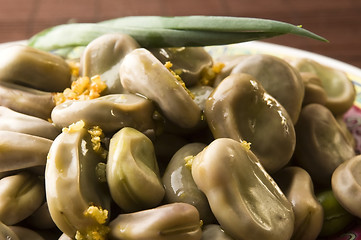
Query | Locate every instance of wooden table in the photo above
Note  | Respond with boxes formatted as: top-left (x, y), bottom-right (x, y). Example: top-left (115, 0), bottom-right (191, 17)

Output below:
top-left (1, 0), bottom-right (361, 68)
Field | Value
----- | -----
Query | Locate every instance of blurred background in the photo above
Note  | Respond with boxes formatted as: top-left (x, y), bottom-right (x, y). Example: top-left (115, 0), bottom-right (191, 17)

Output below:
top-left (0, 0), bottom-right (360, 68)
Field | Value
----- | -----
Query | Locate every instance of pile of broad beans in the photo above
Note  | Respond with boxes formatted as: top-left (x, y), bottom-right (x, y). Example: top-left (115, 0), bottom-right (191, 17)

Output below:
top-left (0, 32), bottom-right (360, 240)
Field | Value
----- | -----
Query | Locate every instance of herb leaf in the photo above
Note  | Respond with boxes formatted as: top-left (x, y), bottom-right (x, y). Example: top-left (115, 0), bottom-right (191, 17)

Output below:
top-left (28, 16), bottom-right (327, 51)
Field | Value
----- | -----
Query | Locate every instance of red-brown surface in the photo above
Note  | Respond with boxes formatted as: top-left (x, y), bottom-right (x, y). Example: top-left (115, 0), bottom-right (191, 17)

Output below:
top-left (0, 0), bottom-right (360, 68)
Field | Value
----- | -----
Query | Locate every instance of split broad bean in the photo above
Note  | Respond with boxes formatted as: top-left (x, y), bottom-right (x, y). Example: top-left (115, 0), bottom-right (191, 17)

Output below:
top-left (0, 17), bottom-right (359, 240)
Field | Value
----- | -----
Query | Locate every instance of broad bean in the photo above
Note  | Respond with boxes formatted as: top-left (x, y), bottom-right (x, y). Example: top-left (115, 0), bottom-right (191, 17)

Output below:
top-left (0, 29), bottom-right (359, 240)
top-left (229, 54), bottom-right (304, 123)
top-left (81, 33), bottom-right (140, 94)
top-left (162, 142), bottom-right (216, 224)
top-left (0, 45), bottom-right (71, 92)
top-left (273, 166), bottom-right (323, 240)
top-left (0, 82), bottom-right (55, 120)
top-left (316, 190), bottom-right (355, 237)
top-left (45, 122), bottom-right (111, 238)
top-left (51, 94), bottom-right (155, 133)
top-left (191, 138), bottom-right (294, 240)
top-left (109, 203), bottom-right (202, 240)
top-left (150, 47), bottom-right (213, 87)
top-left (0, 106), bottom-right (59, 140)
top-left (201, 224), bottom-right (234, 240)
top-left (0, 221), bottom-right (19, 240)
top-left (299, 72), bottom-right (327, 106)
top-left (106, 127), bottom-right (164, 212)
top-left (205, 73), bottom-right (296, 173)
top-left (0, 171), bottom-right (45, 225)
top-left (119, 48), bottom-right (202, 129)
top-left (0, 130), bottom-right (53, 172)
top-left (332, 155), bottom-right (361, 218)
top-left (294, 103), bottom-right (355, 186)
top-left (291, 58), bottom-right (356, 115)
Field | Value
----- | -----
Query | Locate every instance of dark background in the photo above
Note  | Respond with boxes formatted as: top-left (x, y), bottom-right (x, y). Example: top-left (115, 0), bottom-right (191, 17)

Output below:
top-left (0, 0), bottom-right (360, 68)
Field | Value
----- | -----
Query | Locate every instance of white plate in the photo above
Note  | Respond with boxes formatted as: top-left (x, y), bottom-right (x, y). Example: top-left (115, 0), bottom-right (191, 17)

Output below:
top-left (0, 40), bottom-right (26, 49)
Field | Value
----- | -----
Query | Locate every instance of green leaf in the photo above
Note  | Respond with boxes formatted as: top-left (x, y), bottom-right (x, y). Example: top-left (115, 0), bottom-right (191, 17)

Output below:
top-left (100, 16), bottom-right (327, 42)
top-left (28, 16), bottom-right (327, 51)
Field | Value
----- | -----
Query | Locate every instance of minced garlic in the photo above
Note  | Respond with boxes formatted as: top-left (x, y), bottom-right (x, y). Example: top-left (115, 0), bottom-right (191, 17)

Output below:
top-left (67, 60), bottom-right (80, 79)
top-left (164, 61), bottom-right (195, 99)
top-left (84, 205), bottom-right (108, 224)
top-left (62, 120), bottom-right (85, 133)
top-left (88, 126), bottom-right (107, 159)
top-left (53, 75), bottom-right (107, 105)
top-left (62, 121), bottom-right (107, 157)
top-left (184, 155), bottom-right (195, 169)
top-left (240, 140), bottom-right (251, 150)
top-left (75, 205), bottom-right (110, 240)
top-left (200, 62), bottom-right (225, 86)
top-left (164, 61), bottom-right (182, 82)
top-left (75, 226), bottom-right (110, 240)
top-left (212, 62), bottom-right (225, 74)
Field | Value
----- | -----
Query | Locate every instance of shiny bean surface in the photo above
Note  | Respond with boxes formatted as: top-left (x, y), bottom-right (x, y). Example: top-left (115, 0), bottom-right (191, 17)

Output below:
top-left (106, 127), bottom-right (164, 212)
top-left (205, 73), bottom-right (296, 173)
top-left (230, 54), bottom-right (304, 123)
top-left (45, 123), bottom-right (111, 238)
top-left (274, 167), bottom-right (323, 240)
top-left (0, 45), bottom-right (71, 92)
top-left (299, 72), bottom-right (328, 106)
top-left (119, 48), bottom-right (202, 129)
top-left (51, 94), bottom-right (155, 133)
top-left (0, 172), bottom-right (45, 225)
top-left (291, 58), bottom-right (356, 115)
top-left (294, 103), bottom-right (355, 186)
top-left (332, 155), bottom-right (361, 218)
top-left (0, 130), bottom-right (53, 172)
top-left (191, 138), bottom-right (294, 240)
top-left (81, 33), bottom-right (140, 94)
top-left (150, 47), bottom-right (213, 87)
top-left (0, 32), bottom-right (359, 240)
top-left (162, 142), bottom-right (216, 224)
top-left (109, 203), bottom-right (202, 240)
top-left (0, 82), bottom-right (55, 120)
top-left (0, 106), bottom-right (60, 140)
